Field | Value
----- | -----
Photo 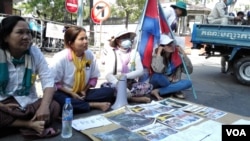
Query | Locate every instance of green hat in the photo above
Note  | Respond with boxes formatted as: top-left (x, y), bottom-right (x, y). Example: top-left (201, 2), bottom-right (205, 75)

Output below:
top-left (171, 1), bottom-right (187, 17)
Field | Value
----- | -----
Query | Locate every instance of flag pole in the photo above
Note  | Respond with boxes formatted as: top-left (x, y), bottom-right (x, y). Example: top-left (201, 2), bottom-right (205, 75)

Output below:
top-left (130, 0), bottom-right (149, 71)
top-left (77, 0), bottom-right (83, 26)
top-left (134, 0), bottom-right (148, 52)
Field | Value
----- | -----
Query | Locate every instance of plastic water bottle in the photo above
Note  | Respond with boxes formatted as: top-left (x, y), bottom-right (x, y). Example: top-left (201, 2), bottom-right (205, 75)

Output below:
top-left (61, 98), bottom-right (73, 138)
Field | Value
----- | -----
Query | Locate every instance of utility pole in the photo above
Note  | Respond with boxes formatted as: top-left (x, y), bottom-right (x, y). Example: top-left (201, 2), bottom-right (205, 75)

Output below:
top-left (77, 0), bottom-right (83, 26)
top-left (203, 0), bottom-right (206, 7)
top-left (89, 0), bottom-right (95, 45)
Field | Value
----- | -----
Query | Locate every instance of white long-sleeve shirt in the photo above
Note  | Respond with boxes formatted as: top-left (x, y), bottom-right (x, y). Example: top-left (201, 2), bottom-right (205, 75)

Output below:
top-left (0, 46), bottom-right (54, 108)
top-left (162, 6), bottom-right (177, 28)
top-left (207, 1), bottom-right (234, 21)
top-left (105, 49), bottom-right (143, 85)
top-left (50, 49), bottom-right (100, 91)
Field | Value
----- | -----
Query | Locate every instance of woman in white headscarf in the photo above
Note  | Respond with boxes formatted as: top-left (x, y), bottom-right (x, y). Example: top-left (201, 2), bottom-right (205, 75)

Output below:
top-left (102, 31), bottom-right (153, 103)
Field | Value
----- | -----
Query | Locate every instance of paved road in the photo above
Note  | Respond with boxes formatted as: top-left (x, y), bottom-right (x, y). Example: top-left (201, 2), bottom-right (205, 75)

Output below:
top-left (184, 49), bottom-right (250, 117)
top-left (1, 49), bottom-right (249, 141)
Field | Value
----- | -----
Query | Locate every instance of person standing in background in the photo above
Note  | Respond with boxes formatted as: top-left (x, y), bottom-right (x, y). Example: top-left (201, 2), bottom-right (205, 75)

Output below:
top-left (242, 11), bottom-right (250, 25)
top-left (207, 0), bottom-right (241, 25)
top-left (162, 1), bottom-right (187, 33)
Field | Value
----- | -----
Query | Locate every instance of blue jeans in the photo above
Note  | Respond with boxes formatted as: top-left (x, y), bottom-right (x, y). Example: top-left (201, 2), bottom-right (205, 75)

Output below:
top-left (149, 73), bottom-right (192, 96)
top-left (53, 87), bottom-right (115, 114)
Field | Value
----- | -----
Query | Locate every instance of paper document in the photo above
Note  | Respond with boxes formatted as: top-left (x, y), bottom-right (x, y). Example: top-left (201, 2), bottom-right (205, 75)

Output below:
top-left (232, 119), bottom-right (250, 125)
top-left (72, 115), bottom-right (112, 131)
top-left (133, 123), bottom-right (178, 141)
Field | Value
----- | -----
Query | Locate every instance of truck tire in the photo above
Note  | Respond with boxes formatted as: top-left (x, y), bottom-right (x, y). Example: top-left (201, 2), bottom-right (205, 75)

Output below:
top-left (234, 57), bottom-right (250, 85)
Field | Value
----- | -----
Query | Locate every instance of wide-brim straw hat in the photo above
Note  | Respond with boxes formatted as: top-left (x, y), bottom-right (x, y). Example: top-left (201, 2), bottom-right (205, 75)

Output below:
top-left (171, 1), bottom-right (187, 17)
top-left (109, 30), bottom-right (136, 47)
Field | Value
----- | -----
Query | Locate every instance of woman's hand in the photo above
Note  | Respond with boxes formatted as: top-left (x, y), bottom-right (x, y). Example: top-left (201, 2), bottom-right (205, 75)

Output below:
top-left (32, 104), bottom-right (50, 123)
top-left (71, 92), bottom-right (85, 100)
top-left (156, 47), bottom-right (164, 56)
top-left (177, 46), bottom-right (186, 55)
top-left (80, 91), bottom-right (86, 98)
top-left (0, 103), bottom-right (19, 112)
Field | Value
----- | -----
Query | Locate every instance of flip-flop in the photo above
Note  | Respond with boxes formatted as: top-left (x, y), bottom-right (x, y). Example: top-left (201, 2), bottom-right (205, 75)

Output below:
top-left (20, 127), bottom-right (61, 140)
top-left (41, 127), bottom-right (61, 138)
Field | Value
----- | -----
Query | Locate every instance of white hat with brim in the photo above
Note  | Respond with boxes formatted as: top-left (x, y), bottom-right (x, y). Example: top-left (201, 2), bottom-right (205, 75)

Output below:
top-left (160, 34), bottom-right (174, 45)
top-left (109, 31), bottom-right (136, 47)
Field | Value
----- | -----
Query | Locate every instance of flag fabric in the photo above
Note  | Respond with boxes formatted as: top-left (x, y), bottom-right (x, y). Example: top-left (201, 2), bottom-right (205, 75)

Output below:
top-left (137, 0), bottom-right (160, 70)
top-left (136, 0), bottom-right (181, 75)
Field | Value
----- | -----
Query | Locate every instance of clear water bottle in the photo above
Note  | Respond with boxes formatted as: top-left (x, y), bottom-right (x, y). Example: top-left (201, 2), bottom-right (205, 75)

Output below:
top-left (61, 98), bottom-right (73, 138)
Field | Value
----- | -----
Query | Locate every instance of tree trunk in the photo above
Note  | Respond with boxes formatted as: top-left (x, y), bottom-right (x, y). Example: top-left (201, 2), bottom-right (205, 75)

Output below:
top-left (125, 12), bottom-right (129, 29)
top-left (89, 0), bottom-right (95, 46)
top-left (51, 8), bottom-right (55, 21)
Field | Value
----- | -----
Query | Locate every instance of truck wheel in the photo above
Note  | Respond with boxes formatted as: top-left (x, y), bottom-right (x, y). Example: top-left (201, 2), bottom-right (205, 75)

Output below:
top-left (221, 56), bottom-right (229, 73)
top-left (234, 57), bottom-right (250, 85)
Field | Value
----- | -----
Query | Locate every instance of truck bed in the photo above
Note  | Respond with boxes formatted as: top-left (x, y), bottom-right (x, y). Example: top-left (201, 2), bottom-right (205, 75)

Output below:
top-left (191, 24), bottom-right (250, 49)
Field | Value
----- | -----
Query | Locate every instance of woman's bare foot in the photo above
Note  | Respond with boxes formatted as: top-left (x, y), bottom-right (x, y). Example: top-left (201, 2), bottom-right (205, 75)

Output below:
top-left (129, 97), bottom-right (151, 103)
top-left (89, 102), bottom-right (111, 112)
top-left (28, 120), bottom-right (45, 134)
top-left (151, 89), bottom-right (163, 101)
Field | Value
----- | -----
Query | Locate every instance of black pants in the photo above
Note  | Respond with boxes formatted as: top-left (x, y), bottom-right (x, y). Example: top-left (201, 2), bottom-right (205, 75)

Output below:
top-left (53, 87), bottom-right (115, 113)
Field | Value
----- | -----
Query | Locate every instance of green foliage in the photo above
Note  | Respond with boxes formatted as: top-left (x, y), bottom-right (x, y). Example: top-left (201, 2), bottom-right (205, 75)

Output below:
top-left (115, 0), bottom-right (146, 23)
top-left (16, 0), bottom-right (88, 23)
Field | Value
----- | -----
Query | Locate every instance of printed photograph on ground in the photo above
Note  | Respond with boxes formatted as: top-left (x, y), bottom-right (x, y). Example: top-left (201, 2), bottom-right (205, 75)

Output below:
top-left (128, 102), bottom-right (174, 118)
top-left (134, 123), bottom-right (178, 141)
top-left (159, 98), bottom-right (190, 109)
top-left (93, 128), bottom-right (148, 141)
top-left (195, 107), bottom-right (227, 120)
top-left (107, 112), bottom-right (154, 131)
top-left (156, 110), bottom-right (203, 130)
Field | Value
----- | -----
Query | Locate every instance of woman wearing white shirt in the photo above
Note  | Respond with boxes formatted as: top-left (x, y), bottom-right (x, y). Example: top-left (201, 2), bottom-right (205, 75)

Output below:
top-left (162, 1), bottom-right (187, 32)
top-left (0, 16), bottom-right (60, 139)
top-left (103, 31), bottom-right (153, 103)
top-left (50, 26), bottom-right (115, 113)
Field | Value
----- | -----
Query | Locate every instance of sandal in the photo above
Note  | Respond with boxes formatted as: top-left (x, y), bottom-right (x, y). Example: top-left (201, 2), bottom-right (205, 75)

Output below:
top-left (172, 91), bottom-right (186, 99)
top-left (20, 127), bottom-right (61, 140)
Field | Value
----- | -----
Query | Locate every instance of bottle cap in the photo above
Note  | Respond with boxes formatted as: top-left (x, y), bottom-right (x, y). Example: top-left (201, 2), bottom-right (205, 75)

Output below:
top-left (65, 98), bottom-right (71, 104)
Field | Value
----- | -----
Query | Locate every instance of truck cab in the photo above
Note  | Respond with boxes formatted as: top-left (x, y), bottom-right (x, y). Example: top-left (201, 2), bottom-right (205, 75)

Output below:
top-left (191, 24), bottom-right (250, 85)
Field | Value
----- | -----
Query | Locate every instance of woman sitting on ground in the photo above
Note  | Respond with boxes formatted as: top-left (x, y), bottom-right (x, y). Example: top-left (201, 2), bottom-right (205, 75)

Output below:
top-left (50, 26), bottom-right (115, 113)
top-left (150, 34), bottom-right (193, 100)
top-left (102, 31), bottom-right (153, 103)
top-left (0, 16), bottom-right (60, 139)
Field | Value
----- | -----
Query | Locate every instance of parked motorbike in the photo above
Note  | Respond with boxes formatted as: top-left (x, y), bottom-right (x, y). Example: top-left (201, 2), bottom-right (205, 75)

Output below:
top-left (28, 19), bottom-right (64, 52)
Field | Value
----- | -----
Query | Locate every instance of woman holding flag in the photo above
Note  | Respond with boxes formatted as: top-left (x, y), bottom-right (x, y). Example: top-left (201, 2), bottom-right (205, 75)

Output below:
top-left (150, 34), bottom-right (193, 100)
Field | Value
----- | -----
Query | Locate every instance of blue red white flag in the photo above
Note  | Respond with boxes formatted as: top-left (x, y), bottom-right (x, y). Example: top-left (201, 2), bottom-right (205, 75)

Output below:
top-left (134, 0), bottom-right (197, 99)
top-left (134, 0), bottom-right (181, 80)
top-left (137, 0), bottom-right (160, 70)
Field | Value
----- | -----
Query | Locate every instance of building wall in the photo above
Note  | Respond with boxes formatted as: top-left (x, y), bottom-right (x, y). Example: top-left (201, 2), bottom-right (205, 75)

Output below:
top-left (0, 0), bottom-right (13, 14)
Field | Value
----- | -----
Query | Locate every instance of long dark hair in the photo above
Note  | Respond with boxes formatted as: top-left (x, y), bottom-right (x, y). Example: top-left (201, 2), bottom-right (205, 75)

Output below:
top-left (0, 16), bottom-right (26, 49)
top-left (64, 26), bottom-right (86, 48)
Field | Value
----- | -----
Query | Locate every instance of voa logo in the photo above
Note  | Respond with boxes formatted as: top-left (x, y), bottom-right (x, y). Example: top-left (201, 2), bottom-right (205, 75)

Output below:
top-left (226, 129), bottom-right (247, 136)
